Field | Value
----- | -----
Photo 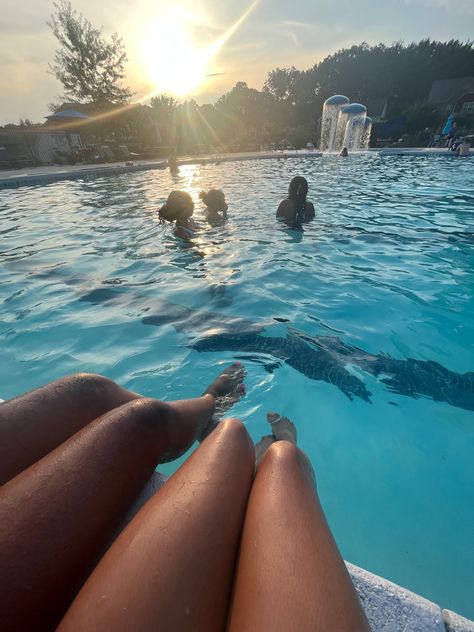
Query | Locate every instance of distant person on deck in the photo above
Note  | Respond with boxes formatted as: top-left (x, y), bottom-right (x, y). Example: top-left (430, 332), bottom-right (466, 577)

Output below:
top-left (456, 139), bottom-right (471, 157)
top-left (340, 147), bottom-right (348, 157)
top-left (200, 189), bottom-right (228, 223)
top-left (276, 176), bottom-right (315, 228)
top-left (159, 190), bottom-right (196, 241)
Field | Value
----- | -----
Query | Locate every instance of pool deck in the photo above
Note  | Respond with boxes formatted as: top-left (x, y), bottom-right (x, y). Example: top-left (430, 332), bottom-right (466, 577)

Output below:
top-left (0, 147), bottom-right (471, 191)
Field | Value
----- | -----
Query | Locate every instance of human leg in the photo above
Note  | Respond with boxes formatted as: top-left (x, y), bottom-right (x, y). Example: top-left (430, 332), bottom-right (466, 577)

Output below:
top-left (227, 441), bottom-right (370, 632)
top-left (0, 394), bottom-right (215, 631)
top-left (0, 363), bottom-right (246, 485)
top-left (0, 372), bottom-right (140, 483)
top-left (58, 419), bottom-right (255, 632)
top-left (254, 411), bottom-right (297, 465)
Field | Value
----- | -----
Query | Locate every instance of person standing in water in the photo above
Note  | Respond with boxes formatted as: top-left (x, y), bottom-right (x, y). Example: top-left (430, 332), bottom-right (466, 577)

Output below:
top-left (168, 147), bottom-right (179, 175)
top-left (159, 191), bottom-right (196, 241)
top-left (276, 176), bottom-right (315, 228)
top-left (200, 189), bottom-right (228, 223)
top-left (340, 147), bottom-right (348, 157)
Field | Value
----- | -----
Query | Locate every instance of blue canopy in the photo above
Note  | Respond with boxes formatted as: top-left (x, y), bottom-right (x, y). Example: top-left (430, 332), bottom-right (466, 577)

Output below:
top-left (442, 114), bottom-right (455, 135)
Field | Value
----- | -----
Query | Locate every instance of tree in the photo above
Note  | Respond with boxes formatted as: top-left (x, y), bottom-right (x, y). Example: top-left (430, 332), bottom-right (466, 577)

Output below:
top-left (48, 0), bottom-right (133, 106)
top-left (402, 102), bottom-right (443, 134)
top-left (150, 95), bottom-right (178, 115)
top-left (263, 39), bottom-right (474, 122)
top-left (149, 95), bottom-right (179, 146)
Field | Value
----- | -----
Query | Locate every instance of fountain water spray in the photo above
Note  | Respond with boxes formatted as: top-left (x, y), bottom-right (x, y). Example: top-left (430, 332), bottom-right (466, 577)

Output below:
top-left (360, 117), bottom-right (372, 150)
top-left (336, 103), bottom-right (367, 152)
top-left (320, 95), bottom-right (350, 152)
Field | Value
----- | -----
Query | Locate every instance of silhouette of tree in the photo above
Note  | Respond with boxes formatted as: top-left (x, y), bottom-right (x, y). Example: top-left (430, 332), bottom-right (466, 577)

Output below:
top-left (48, 0), bottom-right (133, 106)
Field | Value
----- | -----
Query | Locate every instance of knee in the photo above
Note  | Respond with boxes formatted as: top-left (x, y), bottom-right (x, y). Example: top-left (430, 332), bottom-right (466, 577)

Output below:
top-left (265, 440), bottom-right (300, 465)
top-left (263, 441), bottom-right (316, 483)
top-left (214, 418), bottom-right (254, 455)
top-left (65, 373), bottom-right (122, 402)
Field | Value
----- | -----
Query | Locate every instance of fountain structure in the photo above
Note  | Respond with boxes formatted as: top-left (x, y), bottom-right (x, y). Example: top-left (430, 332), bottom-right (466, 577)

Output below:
top-left (320, 96), bottom-right (372, 152)
top-left (319, 95), bottom-right (350, 152)
top-left (360, 117), bottom-right (373, 150)
top-left (336, 103), bottom-right (367, 151)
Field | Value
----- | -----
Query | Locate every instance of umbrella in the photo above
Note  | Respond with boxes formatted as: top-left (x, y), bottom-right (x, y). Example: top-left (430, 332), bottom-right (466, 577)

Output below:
top-left (442, 114), bottom-right (455, 136)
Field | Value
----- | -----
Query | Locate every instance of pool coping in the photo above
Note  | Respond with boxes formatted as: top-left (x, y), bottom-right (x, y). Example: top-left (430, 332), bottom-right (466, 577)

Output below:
top-left (0, 148), bottom-right (471, 191)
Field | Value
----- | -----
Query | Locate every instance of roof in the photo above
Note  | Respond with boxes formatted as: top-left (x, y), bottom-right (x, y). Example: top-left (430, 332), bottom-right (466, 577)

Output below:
top-left (428, 77), bottom-right (474, 105)
top-left (45, 109), bottom-right (89, 120)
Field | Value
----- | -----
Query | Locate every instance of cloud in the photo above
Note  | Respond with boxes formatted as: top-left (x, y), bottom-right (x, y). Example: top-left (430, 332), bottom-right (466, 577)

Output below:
top-left (392, 0), bottom-right (474, 16)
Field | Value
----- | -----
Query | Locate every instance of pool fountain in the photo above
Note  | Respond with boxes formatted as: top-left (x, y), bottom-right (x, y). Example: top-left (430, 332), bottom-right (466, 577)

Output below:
top-left (336, 103), bottom-right (367, 152)
top-left (360, 116), bottom-right (373, 150)
top-left (319, 95), bottom-right (350, 152)
top-left (320, 96), bottom-right (371, 152)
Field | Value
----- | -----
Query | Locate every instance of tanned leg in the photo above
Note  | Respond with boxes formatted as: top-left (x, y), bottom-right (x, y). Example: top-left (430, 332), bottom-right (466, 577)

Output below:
top-left (227, 441), bottom-right (370, 632)
top-left (0, 395), bottom-right (214, 631)
top-left (0, 373), bottom-right (139, 483)
top-left (58, 419), bottom-right (255, 632)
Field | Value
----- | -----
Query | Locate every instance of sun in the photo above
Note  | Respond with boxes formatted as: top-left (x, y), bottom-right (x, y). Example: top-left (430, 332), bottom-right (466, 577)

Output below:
top-left (138, 2), bottom-right (259, 99)
top-left (141, 12), bottom-right (207, 97)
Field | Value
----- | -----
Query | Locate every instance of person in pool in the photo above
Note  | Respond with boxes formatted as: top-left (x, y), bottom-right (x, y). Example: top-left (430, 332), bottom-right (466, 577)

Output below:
top-left (276, 175), bottom-right (315, 228)
top-left (0, 366), bottom-right (369, 632)
top-left (340, 147), bottom-right (348, 157)
top-left (159, 190), bottom-right (196, 241)
top-left (200, 188), bottom-right (228, 223)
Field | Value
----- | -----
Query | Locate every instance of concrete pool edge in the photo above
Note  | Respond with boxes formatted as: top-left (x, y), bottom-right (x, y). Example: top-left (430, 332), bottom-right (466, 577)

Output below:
top-left (130, 473), bottom-right (473, 631)
top-left (347, 562), bottom-right (474, 631)
top-left (0, 148), bottom-right (470, 191)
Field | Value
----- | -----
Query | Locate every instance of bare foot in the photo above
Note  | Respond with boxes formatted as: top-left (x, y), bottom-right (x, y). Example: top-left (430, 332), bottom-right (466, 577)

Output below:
top-left (199, 363), bottom-right (246, 440)
top-left (204, 362), bottom-right (246, 399)
top-left (267, 412), bottom-right (297, 444)
top-left (255, 434), bottom-right (276, 465)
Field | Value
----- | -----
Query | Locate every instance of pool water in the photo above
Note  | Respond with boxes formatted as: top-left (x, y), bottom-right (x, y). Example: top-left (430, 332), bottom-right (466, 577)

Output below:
top-left (1, 154), bottom-right (473, 618)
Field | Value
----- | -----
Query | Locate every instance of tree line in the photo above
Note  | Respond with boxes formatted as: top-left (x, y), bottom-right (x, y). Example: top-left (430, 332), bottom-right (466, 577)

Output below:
top-left (4, 1), bottom-right (474, 149)
top-left (151, 39), bottom-right (474, 149)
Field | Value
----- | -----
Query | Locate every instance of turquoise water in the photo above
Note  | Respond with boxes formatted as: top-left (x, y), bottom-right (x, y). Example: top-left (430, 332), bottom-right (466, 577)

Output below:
top-left (1, 154), bottom-right (473, 617)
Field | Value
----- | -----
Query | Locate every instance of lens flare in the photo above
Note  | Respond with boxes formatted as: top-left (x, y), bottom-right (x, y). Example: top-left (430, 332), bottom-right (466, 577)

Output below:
top-left (141, 1), bottom-right (259, 97)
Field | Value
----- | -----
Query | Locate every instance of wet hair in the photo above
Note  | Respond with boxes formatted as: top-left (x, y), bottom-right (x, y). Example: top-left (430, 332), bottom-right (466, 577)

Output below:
top-left (199, 189), bottom-right (225, 210)
top-left (159, 190), bottom-right (194, 223)
top-left (288, 176), bottom-right (308, 227)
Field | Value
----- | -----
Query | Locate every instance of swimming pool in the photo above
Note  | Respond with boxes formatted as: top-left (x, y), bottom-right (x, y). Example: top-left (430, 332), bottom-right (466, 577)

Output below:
top-left (1, 154), bottom-right (473, 618)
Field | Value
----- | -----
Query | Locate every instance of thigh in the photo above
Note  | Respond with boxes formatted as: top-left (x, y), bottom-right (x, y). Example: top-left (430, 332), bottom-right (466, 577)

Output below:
top-left (58, 419), bottom-right (255, 632)
top-left (227, 441), bottom-right (369, 632)
top-left (0, 395), bottom-right (214, 632)
top-left (0, 373), bottom-right (139, 483)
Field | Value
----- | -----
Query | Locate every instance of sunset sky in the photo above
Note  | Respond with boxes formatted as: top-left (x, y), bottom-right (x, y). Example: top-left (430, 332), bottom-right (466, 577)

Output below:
top-left (1, 0), bottom-right (473, 124)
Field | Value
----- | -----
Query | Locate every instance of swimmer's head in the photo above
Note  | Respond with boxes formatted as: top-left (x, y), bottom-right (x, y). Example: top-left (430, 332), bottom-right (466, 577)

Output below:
top-left (199, 189), bottom-right (227, 213)
top-left (288, 176), bottom-right (308, 200)
top-left (159, 191), bottom-right (194, 223)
